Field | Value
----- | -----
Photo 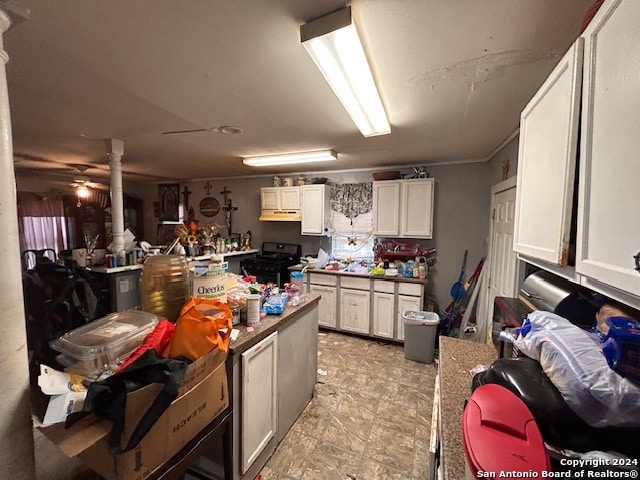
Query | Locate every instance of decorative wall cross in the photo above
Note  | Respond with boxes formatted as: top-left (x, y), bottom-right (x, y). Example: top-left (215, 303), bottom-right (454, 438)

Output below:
top-left (220, 186), bottom-right (237, 236)
top-left (204, 181), bottom-right (212, 196)
top-left (220, 186), bottom-right (232, 204)
top-left (182, 186), bottom-right (192, 211)
top-left (182, 185), bottom-right (195, 221)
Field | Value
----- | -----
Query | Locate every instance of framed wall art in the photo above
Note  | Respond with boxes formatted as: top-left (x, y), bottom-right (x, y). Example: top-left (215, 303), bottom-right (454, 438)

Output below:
top-left (156, 223), bottom-right (178, 245)
top-left (158, 183), bottom-right (179, 221)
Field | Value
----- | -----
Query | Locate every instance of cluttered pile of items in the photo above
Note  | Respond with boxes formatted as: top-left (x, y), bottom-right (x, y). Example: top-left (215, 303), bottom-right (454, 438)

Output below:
top-left (34, 250), bottom-right (305, 479)
top-left (462, 274), bottom-right (640, 476)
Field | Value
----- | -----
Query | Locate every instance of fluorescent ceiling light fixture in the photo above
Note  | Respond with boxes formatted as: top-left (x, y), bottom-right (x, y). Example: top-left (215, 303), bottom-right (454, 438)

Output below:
top-left (301, 6), bottom-right (390, 137)
top-left (243, 149), bottom-right (337, 167)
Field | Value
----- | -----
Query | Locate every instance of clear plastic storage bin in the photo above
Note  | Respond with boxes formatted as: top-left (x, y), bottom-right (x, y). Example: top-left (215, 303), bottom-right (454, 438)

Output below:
top-left (50, 310), bottom-right (161, 376)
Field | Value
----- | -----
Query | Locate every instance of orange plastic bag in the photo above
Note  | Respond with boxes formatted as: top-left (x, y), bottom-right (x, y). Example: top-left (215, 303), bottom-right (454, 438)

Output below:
top-left (167, 297), bottom-right (233, 361)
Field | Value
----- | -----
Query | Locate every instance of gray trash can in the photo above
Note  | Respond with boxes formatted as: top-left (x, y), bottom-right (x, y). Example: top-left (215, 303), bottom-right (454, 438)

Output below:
top-left (403, 311), bottom-right (440, 363)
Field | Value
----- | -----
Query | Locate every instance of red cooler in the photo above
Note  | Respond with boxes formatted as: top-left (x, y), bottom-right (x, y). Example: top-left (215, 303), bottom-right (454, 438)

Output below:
top-left (462, 384), bottom-right (550, 478)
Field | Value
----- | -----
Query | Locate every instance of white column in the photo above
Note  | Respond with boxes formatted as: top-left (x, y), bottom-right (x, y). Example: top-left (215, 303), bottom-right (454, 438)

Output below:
top-left (107, 138), bottom-right (125, 258)
top-left (0, 5), bottom-right (37, 480)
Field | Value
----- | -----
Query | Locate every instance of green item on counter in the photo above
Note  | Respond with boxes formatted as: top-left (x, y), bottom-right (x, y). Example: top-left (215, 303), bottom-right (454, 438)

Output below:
top-left (371, 267), bottom-right (385, 276)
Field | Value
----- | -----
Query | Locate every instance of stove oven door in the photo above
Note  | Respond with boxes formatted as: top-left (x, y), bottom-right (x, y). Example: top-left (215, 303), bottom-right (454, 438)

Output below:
top-left (240, 259), bottom-right (286, 287)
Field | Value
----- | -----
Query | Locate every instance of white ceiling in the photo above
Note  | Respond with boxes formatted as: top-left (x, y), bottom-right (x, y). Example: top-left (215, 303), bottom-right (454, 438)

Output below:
top-left (6, 0), bottom-right (593, 187)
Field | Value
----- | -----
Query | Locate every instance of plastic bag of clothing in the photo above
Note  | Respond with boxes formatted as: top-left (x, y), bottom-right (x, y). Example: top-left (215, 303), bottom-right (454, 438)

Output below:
top-left (514, 310), bottom-right (640, 428)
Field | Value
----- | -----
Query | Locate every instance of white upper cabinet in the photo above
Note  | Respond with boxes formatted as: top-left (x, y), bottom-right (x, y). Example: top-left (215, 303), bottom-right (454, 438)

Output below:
top-left (260, 187), bottom-right (301, 211)
top-left (576, 0), bottom-right (640, 303)
top-left (514, 39), bottom-right (583, 267)
top-left (372, 180), bottom-right (401, 236)
top-left (373, 179), bottom-right (434, 239)
top-left (400, 178), bottom-right (435, 238)
top-left (301, 184), bottom-right (330, 235)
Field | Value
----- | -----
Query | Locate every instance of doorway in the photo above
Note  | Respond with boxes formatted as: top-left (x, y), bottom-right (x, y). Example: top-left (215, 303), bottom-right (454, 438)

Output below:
top-left (478, 176), bottom-right (523, 342)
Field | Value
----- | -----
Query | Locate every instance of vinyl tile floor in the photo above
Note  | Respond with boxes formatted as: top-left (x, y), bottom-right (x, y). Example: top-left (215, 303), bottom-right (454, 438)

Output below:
top-left (259, 330), bottom-right (439, 480)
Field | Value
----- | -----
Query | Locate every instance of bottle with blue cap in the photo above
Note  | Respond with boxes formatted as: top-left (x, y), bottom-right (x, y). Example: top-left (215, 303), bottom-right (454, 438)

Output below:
top-left (290, 271), bottom-right (305, 293)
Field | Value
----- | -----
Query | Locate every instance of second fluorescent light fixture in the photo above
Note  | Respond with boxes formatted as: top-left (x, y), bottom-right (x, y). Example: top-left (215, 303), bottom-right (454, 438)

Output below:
top-left (243, 149), bottom-right (337, 167)
top-left (301, 6), bottom-right (390, 137)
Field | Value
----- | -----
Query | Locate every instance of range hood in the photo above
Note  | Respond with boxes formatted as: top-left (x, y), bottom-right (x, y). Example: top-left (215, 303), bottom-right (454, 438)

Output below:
top-left (259, 210), bottom-right (302, 222)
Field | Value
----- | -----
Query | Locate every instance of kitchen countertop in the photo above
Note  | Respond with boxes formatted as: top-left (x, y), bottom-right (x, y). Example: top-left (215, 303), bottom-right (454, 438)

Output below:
top-left (438, 336), bottom-right (497, 480)
top-left (86, 249), bottom-right (259, 274)
top-left (292, 265), bottom-right (428, 285)
top-left (229, 293), bottom-right (320, 355)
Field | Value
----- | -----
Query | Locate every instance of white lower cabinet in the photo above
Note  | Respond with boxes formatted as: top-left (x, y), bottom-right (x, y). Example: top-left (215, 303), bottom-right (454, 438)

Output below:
top-left (339, 277), bottom-right (371, 335)
top-left (309, 273), bottom-right (338, 329)
top-left (396, 294), bottom-right (422, 341)
top-left (396, 283), bottom-right (425, 341)
top-left (241, 332), bottom-right (278, 474)
top-left (310, 272), bottom-right (425, 341)
top-left (372, 280), bottom-right (396, 339)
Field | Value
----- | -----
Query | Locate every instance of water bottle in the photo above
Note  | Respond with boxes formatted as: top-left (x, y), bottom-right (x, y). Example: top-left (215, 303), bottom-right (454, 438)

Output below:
top-left (290, 271), bottom-right (305, 299)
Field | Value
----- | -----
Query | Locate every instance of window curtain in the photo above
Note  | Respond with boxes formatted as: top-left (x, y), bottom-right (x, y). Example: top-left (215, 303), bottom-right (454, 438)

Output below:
top-left (17, 192), bottom-right (69, 264)
top-left (330, 183), bottom-right (373, 223)
top-left (329, 183), bottom-right (374, 260)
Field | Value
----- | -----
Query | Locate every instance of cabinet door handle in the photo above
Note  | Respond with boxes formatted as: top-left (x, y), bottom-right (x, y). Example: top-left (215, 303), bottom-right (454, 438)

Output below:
top-left (634, 251), bottom-right (640, 273)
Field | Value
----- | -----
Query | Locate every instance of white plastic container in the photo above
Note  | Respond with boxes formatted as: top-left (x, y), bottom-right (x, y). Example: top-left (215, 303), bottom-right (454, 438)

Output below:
top-left (50, 310), bottom-right (161, 376)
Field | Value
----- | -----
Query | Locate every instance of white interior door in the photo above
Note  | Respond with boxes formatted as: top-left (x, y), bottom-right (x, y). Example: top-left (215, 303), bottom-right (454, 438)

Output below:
top-left (480, 176), bottom-right (519, 342)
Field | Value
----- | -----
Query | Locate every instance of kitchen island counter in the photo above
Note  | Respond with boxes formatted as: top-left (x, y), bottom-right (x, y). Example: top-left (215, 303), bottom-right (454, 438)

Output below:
top-left (228, 293), bottom-right (320, 479)
top-left (229, 293), bottom-right (320, 355)
top-left (436, 336), bottom-right (497, 479)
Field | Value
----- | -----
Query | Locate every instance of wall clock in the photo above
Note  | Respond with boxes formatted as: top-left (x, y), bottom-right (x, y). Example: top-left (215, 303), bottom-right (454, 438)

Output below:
top-left (199, 197), bottom-right (220, 217)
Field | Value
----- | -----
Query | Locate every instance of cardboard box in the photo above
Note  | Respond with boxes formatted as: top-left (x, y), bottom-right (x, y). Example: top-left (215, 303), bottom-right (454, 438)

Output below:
top-left (39, 348), bottom-right (228, 480)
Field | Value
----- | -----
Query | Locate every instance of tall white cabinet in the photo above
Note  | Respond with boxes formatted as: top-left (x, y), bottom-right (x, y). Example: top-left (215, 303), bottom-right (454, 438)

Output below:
top-left (576, 0), bottom-right (640, 302)
top-left (513, 0), bottom-right (640, 309)
top-left (373, 178), bottom-right (434, 239)
top-left (514, 39), bottom-right (583, 268)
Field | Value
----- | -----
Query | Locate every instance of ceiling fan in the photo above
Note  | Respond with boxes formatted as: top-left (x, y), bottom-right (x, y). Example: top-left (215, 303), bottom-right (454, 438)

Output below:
top-left (68, 164), bottom-right (109, 191)
top-left (160, 125), bottom-right (243, 136)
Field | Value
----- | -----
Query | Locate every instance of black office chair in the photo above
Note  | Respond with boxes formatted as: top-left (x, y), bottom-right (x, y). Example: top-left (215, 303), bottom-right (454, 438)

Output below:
top-left (22, 249), bottom-right (57, 270)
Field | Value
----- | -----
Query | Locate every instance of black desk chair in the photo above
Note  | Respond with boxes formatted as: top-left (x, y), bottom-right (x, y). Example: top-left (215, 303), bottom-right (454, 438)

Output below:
top-left (23, 248), bottom-right (57, 270)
